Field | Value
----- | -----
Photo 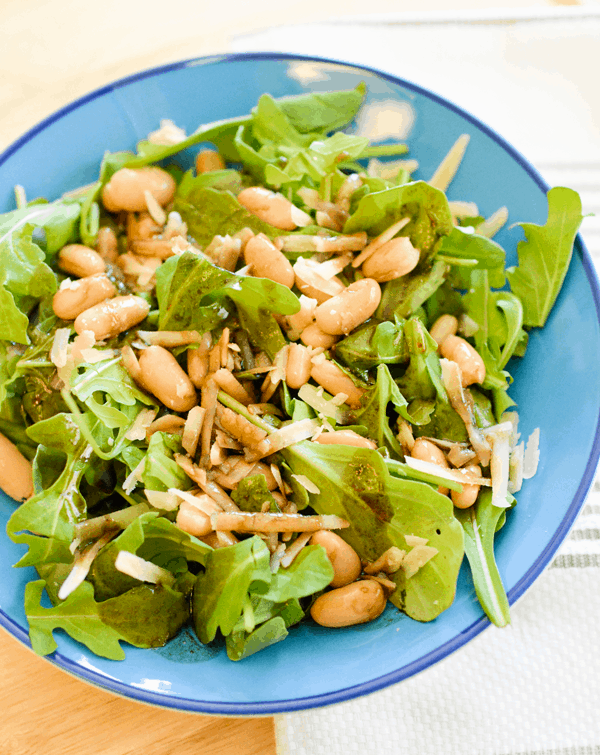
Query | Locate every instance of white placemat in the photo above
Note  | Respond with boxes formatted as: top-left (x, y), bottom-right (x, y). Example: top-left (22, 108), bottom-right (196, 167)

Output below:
top-left (231, 15), bottom-right (600, 755)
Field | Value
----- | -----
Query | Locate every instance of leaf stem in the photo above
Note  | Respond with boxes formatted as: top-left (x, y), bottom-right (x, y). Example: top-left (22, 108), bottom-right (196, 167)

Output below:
top-left (17, 360), bottom-right (54, 369)
top-left (60, 388), bottom-right (113, 461)
top-left (216, 391), bottom-right (273, 434)
top-left (243, 596), bottom-right (256, 634)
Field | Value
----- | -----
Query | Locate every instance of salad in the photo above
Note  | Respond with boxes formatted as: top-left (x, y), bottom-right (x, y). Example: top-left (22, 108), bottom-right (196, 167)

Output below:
top-left (0, 84), bottom-right (583, 662)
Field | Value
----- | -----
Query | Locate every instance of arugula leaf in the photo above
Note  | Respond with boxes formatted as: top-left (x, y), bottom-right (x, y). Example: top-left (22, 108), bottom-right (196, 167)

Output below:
top-left (177, 168), bottom-right (244, 199)
top-left (71, 357), bottom-right (153, 409)
top-left (155, 251), bottom-right (233, 331)
top-left (25, 579), bottom-right (125, 660)
top-left (262, 545), bottom-right (333, 603)
top-left (109, 85), bottom-right (366, 174)
top-left (89, 511), bottom-right (210, 601)
top-left (335, 320), bottom-right (408, 369)
top-left (252, 94), bottom-right (313, 149)
top-left (506, 187), bottom-right (583, 327)
top-left (224, 277), bottom-right (298, 360)
top-left (412, 397), bottom-right (469, 441)
top-left (68, 357), bottom-right (156, 459)
top-left (174, 188), bottom-right (282, 247)
top-left (344, 181), bottom-right (453, 263)
top-left (264, 132), bottom-right (369, 188)
top-left (226, 616), bottom-right (288, 661)
top-left (437, 226), bottom-right (505, 269)
top-left (0, 223), bottom-right (58, 344)
top-left (0, 200), bottom-right (80, 257)
top-left (269, 83), bottom-right (366, 134)
top-left (355, 364), bottom-right (412, 458)
top-left (7, 414), bottom-right (90, 565)
top-left (97, 583), bottom-right (190, 648)
top-left (282, 443), bottom-right (463, 620)
top-left (141, 432), bottom-right (193, 493)
top-left (156, 251), bottom-right (299, 357)
top-left (231, 474), bottom-right (279, 512)
top-left (424, 280), bottom-right (464, 325)
top-left (396, 318), bottom-right (447, 403)
top-left (225, 594), bottom-right (304, 660)
top-left (377, 259), bottom-right (447, 322)
top-left (192, 536), bottom-right (272, 644)
top-left (454, 489), bottom-right (514, 627)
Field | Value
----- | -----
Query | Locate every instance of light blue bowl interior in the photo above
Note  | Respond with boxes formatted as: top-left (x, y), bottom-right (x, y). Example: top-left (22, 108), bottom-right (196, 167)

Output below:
top-left (1, 53), bottom-right (599, 715)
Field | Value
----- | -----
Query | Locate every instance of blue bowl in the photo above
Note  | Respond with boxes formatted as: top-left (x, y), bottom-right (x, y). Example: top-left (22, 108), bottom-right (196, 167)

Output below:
top-left (1, 52), bottom-right (599, 715)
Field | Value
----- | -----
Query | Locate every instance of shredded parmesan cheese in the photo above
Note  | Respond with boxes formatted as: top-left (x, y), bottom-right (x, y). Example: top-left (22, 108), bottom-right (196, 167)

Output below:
top-left (182, 406), bottom-right (205, 457)
top-left (280, 532), bottom-right (313, 567)
top-left (523, 428), bottom-right (540, 479)
top-left (58, 531), bottom-right (114, 600)
top-left (291, 474), bottom-right (320, 495)
top-left (50, 328), bottom-right (71, 369)
top-left (115, 551), bottom-right (175, 586)
top-left (123, 458), bottom-right (145, 495)
top-left (144, 489), bottom-right (179, 511)
top-left (403, 544), bottom-right (439, 579)
top-left (144, 190), bottom-right (166, 226)
top-left (125, 408), bottom-right (158, 441)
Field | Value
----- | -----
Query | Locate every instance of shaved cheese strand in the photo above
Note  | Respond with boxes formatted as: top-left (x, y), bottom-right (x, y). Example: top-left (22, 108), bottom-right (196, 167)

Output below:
top-left (144, 189), bottom-right (166, 226)
top-left (291, 474), bottom-right (320, 495)
top-left (482, 422), bottom-right (513, 508)
top-left (404, 456), bottom-right (490, 487)
top-left (403, 544), bottom-right (439, 579)
top-left (440, 359), bottom-right (491, 467)
top-left (50, 328), bottom-right (71, 369)
top-left (137, 330), bottom-right (205, 347)
top-left (523, 428), bottom-right (540, 479)
top-left (144, 489), bottom-right (179, 511)
top-left (428, 134), bottom-right (470, 192)
top-left (125, 408), bottom-right (158, 441)
top-left (252, 418), bottom-right (321, 459)
top-left (508, 441), bottom-right (524, 494)
top-left (211, 511), bottom-right (349, 533)
top-left (123, 458), bottom-right (145, 495)
top-left (169, 488), bottom-right (223, 515)
top-left (175, 454), bottom-right (240, 513)
top-left (477, 206), bottom-right (508, 238)
top-left (115, 551), bottom-right (175, 586)
top-left (182, 406), bottom-right (205, 457)
top-left (352, 216), bottom-right (410, 268)
top-left (58, 531), bottom-right (114, 600)
top-left (280, 532), bottom-right (313, 567)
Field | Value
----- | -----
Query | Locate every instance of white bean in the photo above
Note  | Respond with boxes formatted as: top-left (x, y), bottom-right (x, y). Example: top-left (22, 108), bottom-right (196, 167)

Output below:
top-left (440, 335), bottom-right (486, 386)
top-left (430, 314), bottom-right (458, 347)
top-left (315, 279), bottom-right (381, 336)
top-left (361, 236), bottom-right (420, 282)
top-left (310, 580), bottom-right (386, 627)
top-left (138, 345), bottom-right (197, 412)
top-left (74, 295), bottom-right (150, 340)
top-left (58, 244), bottom-right (106, 278)
top-left (311, 530), bottom-right (362, 588)
top-left (52, 274), bottom-right (116, 320)
top-left (244, 233), bottom-right (294, 288)
top-left (237, 187), bottom-right (311, 230)
top-left (310, 361), bottom-right (364, 409)
top-left (0, 432), bottom-right (33, 502)
top-left (285, 344), bottom-right (312, 389)
top-left (102, 167), bottom-right (176, 212)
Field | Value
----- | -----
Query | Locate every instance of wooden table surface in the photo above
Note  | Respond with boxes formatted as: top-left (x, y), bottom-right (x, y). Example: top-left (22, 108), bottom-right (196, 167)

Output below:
top-left (0, 629), bottom-right (276, 755)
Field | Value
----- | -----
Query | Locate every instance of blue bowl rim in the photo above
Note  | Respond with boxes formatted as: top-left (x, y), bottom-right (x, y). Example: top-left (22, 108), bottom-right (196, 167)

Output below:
top-left (1, 49), bottom-right (599, 716)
